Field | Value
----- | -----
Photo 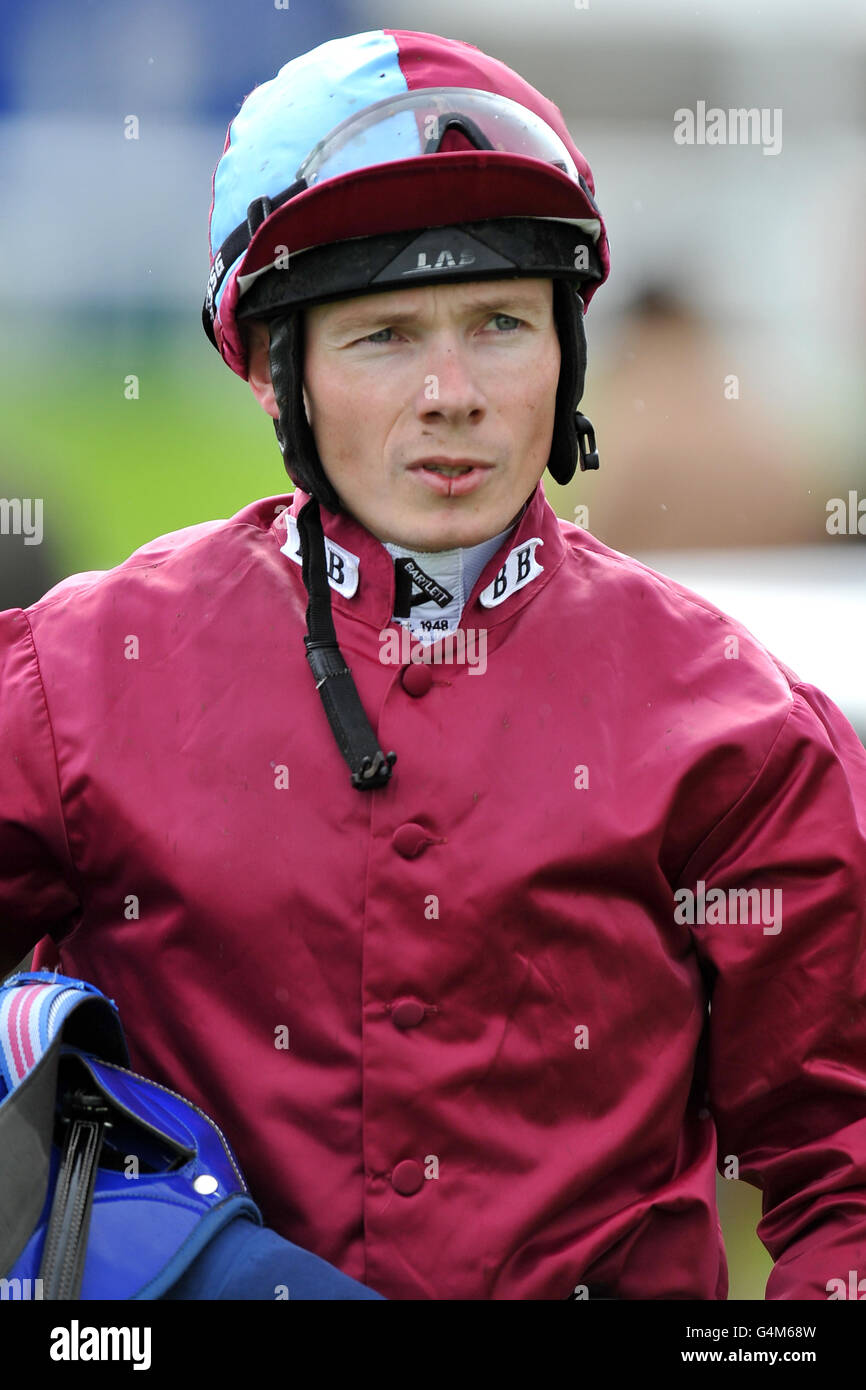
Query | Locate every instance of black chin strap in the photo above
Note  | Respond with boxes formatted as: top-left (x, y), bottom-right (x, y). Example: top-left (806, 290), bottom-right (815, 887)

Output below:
top-left (297, 496), bottom-right (397, 791)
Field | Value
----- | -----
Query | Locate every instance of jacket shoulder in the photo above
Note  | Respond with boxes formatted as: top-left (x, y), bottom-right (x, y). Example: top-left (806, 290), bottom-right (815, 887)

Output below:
top-left (555, 518), bottom-right (801, 691)
top-left (23, 495), bottom-right (294, 617)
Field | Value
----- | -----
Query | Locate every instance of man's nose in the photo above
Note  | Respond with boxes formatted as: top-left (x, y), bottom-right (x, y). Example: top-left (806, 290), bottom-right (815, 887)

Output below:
top-left (414, 340), bottom-right (487, 424)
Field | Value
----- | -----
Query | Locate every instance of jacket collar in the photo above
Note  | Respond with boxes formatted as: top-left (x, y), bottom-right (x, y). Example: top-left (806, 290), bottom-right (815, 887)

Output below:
top-left (271, 477), bottom-right (567, 632)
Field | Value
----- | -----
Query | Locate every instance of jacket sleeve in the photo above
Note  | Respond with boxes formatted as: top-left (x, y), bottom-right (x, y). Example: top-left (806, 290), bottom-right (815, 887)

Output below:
top-left (0, 608), bottom-right (81, 971)
top-left (681, 681), bottom-right (866, 1300)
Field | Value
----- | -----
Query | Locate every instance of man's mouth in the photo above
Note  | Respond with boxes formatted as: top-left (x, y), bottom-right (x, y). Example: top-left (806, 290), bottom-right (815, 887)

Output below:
top-left (421, 464), bottom-right (474, 477)
top-left (409, 459), bottom-right (492, 476)
top-left (407, 458), bottom-right (494, 497)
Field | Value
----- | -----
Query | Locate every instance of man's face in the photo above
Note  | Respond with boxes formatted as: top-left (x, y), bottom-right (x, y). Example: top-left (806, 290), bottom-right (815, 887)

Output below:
top-left (246, 277), bottom-right (560, 551)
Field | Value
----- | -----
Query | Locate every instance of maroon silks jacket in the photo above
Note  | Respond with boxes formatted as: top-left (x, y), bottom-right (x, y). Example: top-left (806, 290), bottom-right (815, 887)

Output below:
top-left (2, 479), bottom-right (865, 1300)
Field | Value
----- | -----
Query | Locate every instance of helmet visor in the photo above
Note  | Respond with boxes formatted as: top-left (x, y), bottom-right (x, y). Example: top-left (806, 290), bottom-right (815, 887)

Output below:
top-left (296, 87), bottom-right (581, 189)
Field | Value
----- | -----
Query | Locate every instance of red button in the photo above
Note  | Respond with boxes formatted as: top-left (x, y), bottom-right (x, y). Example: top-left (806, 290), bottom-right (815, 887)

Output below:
top-left (392, 1159), bottom-right (424, 1196)
top-left (401, 662), bottom-right (434, 697)
top-left (392, 822), bottom-right (435, 859)
top-left (391, 998), bottom-right (426, 1029)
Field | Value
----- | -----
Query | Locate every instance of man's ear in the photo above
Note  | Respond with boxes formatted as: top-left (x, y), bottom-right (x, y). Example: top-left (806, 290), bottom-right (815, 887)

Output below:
top-left (245, 320), bottom-right (279, 419)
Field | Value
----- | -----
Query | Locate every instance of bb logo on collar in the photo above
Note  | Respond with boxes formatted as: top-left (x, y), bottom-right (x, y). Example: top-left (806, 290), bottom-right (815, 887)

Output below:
top-left (479, 538), bottom-right (544, 608)
top-left (281, 514), bottom-right (360, 598)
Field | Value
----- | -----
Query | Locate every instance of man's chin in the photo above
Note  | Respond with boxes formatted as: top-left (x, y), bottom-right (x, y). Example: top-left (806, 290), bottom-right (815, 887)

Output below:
top-left (339, 475), bottom-right (535, 551)
top-left (377, 513), bottom-right (510, 552)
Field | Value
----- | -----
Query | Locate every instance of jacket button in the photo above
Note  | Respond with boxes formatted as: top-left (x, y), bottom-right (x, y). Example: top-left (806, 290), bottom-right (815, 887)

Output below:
top-left (392, 1159), bottom-right (424, 1196)
top-left (401, 662), bottom-right (433, 697)
top-left (392, 822), bottom-right (434, 859)
top-left (391, 998), bottom-right (426, 1029)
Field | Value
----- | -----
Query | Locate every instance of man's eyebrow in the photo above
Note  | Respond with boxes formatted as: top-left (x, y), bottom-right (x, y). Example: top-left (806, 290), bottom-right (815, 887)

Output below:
top-left (329, 288), bottom-right (548, 332)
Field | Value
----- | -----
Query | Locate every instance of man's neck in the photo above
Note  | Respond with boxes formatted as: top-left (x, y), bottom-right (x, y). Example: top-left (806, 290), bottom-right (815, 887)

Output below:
top-left (381, 505), bottom-right (527, 643)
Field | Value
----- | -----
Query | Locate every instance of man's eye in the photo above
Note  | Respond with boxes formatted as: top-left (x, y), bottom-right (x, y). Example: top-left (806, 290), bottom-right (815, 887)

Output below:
top-left (356, 317), bottom-right (521, 342)
top-left (488, 313), bottom-right (522, 332)
top-left (362, 327), bottom-right (395, 343)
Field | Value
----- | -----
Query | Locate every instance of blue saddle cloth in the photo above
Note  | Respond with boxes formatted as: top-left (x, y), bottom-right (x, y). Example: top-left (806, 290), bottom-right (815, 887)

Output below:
top-left (0, 972), bottom-right (383, 1301)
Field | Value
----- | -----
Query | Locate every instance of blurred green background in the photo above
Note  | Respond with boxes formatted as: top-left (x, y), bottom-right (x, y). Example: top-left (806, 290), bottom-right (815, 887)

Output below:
top-left (2, 320), bottom-right (281, 583)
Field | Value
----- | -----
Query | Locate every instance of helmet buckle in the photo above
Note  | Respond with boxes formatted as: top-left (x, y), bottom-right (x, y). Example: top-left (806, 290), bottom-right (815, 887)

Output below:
top-left (246, 195), bottom-right (273, 239)
top-left (576, 413), bottom-right (600, 471)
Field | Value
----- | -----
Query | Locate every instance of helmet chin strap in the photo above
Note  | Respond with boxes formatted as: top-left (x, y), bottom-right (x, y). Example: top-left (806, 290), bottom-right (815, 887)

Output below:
top-left (269, 313), bottom-right (340, 511)
top-left (548, 280), bottom-right (599, 480)
top-left (296, 495), bottom-right (397, 790)
top-left (266, 283), bottom-right (599, 791)
top-left (268, 316), bottom-right (397, 789)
